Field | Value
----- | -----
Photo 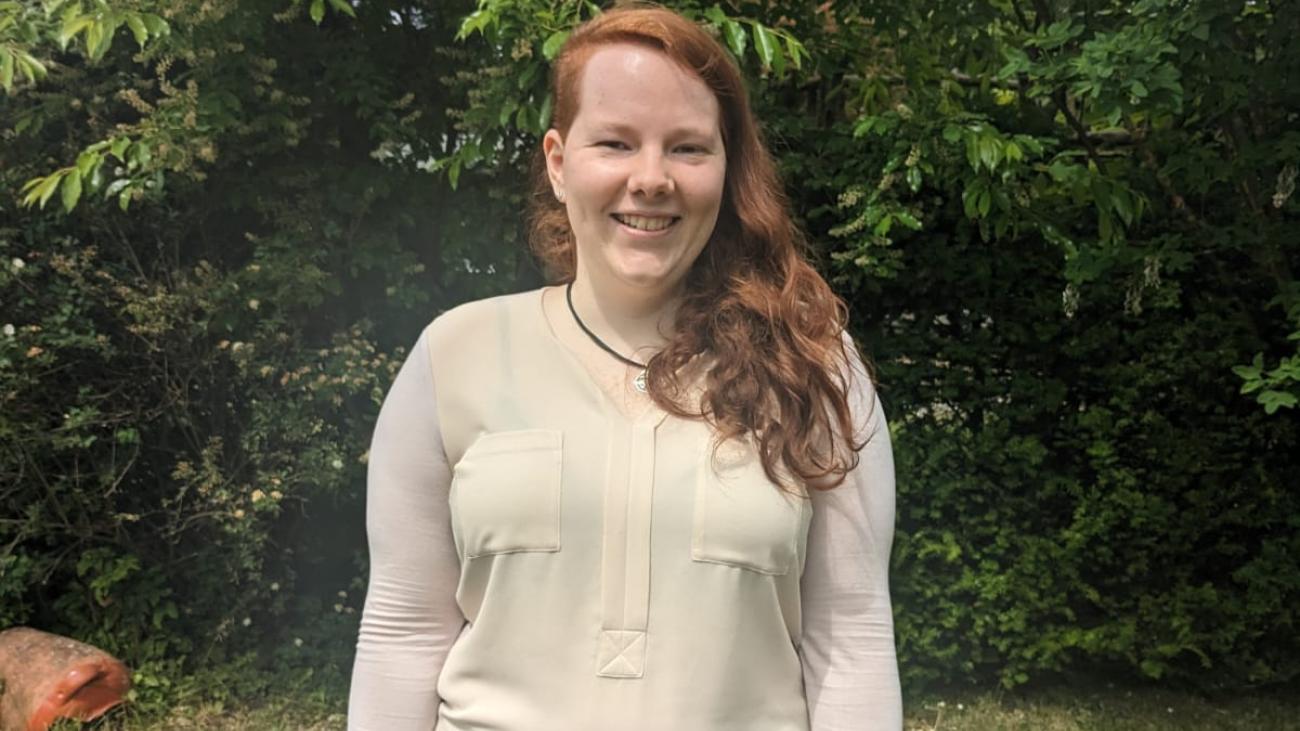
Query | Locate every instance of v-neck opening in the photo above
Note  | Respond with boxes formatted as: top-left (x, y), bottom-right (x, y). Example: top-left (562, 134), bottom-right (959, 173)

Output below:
top-left (534, 286), bottom-right (666, 427)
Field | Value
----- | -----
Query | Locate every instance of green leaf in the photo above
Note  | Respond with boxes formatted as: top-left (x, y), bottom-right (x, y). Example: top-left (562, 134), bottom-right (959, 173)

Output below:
top-left (896, 211), bottom-right (922, 230)
top-left (104, 178), bottom-right (129, 199)
top-left (978, 137), bottom-right (1001, 171)
top-left (327, 0), bottom-right (356, 18)
top-left (456, 9), bottom-right (490, 40)
top-left (784, 35), bottom-right (804, 71)
top-left (722, 20), bottom-right (746, 59)
top-left (309, 0), bottom-right (325, 25)
top-left (1112, 186), bottom-right (1134, 225)
top-left (75, 150), bottom-right (97, 178)
top-left (118, 186), bottom-right (132, 211)
top-left (0, 48), bottom-right (13, 93)
top-left (965, 136), bottom-right (981, 171)
top-left (59, 16), bottom-right (92, 52)
top-left (1260, 390), bottom-right (1297, 414)
top-left (1139, 658), bottom-right (1166, 679)
top-left (538, 92), bottom-right (553, 131)
top-left (85, 19), bottom-right (106, 60)
top-left (497, 100), bottom-right (517, 128)
top-left (751, 23), bottom-right (776, 69)
top-left (1277, 357), bottom-right (1300, 379)
top-left (20, 175), bottom-right (44, 195)
top-left (1018, 136), bottom-right (1045, 155)
top-left (962, 181), bottom-right (985, 219)
top-left (131, 140), bottom-right (152, 168)
top-left (448, 158), bottom-right (461, 190)
top-left (542, 30), bottom-right (569, 61)
top-left (61, 168), bottom-right (82, 212)
top-left (140, 14), bottom-right (168, 37)
top-left (998, 47), bottom-right (1030, 79)
top-left (126, 14), bottom-right (148, 49)
top-left (34, 172), bottom-right (62, 208)
top-left (517, 61), bottom-right (539, 91)
top-left (1047, 159), bottom-right (1078, 183)
top-left (906, 166), bottom-right (922, 192)
top-left (769, 36), bottom-right (786, 77)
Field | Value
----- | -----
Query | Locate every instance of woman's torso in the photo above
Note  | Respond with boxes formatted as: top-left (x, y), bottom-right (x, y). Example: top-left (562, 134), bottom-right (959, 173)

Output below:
top-left (426, 287), bottom-right (813, 731)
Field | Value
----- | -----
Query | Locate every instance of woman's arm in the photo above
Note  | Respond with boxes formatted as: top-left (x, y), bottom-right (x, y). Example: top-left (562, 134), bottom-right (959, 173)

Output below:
top-left (799, 335), bottom-right (903, 731)
top-left (349, 330), bottom-right (465, 730)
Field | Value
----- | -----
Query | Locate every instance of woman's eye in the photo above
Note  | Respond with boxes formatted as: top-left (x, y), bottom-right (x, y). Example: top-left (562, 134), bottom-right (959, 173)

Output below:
top-left (598, 140), bottom-right (628, 149)
top-left (676, 145), bottom-right (706, 154)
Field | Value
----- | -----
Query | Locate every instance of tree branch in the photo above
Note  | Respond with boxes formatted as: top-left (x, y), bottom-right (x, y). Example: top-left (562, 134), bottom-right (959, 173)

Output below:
top-left (1138, 144), bottom-right (1205, 230)
top-left (1052, 88), bottom-right (1101, 167)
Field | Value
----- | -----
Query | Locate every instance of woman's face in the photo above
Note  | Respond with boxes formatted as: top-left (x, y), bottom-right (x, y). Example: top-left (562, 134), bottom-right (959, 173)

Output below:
top-left (543, 43), bottom-right (726, 298)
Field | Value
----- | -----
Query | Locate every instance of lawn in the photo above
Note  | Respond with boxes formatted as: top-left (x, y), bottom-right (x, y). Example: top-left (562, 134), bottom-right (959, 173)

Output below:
top-left (56, 681), bottom-right (1299, 730)
top-left (905, 682), bottom-right (1299, 730)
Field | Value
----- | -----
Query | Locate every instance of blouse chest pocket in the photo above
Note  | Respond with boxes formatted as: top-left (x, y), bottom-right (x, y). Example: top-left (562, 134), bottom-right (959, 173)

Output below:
top-left (450, 429), bottom-right (563, 559)
top-left (691, 441), bottom-right (804, 575)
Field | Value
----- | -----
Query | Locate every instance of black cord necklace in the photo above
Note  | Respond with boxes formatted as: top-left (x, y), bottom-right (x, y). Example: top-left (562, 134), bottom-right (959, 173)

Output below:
top-left (565, 281), bottom-right (649, 393)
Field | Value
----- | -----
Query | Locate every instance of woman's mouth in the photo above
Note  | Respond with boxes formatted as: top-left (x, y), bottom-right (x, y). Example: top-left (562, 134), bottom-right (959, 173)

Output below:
top-left (612, 213), bottom-right (680, 233)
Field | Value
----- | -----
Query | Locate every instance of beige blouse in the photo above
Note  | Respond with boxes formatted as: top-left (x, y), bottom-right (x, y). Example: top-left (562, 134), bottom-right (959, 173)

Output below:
top-left (348, 288), bottom-right (902, 730)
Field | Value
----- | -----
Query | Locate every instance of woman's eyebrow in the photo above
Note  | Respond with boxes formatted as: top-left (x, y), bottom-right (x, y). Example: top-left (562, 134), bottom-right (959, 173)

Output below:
top-left (588, 120), bottom-right (717, 140)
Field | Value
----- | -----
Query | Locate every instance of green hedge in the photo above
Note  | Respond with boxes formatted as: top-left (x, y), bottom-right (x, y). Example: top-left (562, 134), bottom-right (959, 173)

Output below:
top-left (1, 0), bottom-right (1296, 710)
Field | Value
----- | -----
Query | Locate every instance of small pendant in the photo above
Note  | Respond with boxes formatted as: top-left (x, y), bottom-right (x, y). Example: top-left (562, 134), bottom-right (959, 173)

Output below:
top-left (632, 369), bottom-right (648, 393)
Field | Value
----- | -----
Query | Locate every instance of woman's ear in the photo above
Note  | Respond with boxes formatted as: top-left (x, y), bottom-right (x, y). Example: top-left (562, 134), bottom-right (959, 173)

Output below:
top-left (542, 129), bottom-right (565, 201)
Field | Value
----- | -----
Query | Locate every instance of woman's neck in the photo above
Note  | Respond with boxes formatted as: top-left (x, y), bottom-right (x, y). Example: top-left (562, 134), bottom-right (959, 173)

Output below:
top-left (568, 273), bottom-right (681, 359)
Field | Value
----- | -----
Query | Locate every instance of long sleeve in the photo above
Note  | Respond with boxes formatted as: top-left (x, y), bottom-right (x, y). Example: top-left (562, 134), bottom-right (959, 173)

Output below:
top-left (799, 337), bottom-right (903, 730)
top-left (349, 330), bottom-right (465, 730)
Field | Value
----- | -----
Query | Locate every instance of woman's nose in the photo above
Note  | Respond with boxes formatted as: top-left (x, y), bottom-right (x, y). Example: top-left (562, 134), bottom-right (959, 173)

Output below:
top-left (627, 150), bottom-right (674, 197)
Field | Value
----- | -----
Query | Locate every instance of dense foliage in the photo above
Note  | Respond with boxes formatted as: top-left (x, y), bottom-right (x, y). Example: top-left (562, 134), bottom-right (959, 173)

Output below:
top-left (2, 0), bottom-right (1296, 712)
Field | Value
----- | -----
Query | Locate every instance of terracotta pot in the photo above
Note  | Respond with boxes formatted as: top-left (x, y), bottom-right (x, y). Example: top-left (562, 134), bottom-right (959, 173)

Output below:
top-left (0, 627), bottom-right (131, 731)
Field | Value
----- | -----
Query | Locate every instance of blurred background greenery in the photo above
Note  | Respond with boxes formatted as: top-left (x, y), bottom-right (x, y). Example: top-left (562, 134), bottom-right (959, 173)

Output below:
top-left (2, 0), bottom-right (1297, 723)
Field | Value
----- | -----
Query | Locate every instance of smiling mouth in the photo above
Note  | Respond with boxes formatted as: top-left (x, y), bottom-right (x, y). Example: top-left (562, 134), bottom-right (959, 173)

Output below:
top-left (612, 213), bottom-right (680, 232)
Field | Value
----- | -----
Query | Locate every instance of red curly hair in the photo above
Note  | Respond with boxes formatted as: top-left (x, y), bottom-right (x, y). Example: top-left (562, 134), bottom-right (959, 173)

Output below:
top-left (527, 3), bottom-right (875, 493)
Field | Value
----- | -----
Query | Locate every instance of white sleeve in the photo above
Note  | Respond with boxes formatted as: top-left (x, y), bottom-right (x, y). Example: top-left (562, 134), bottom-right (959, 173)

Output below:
top-left (799, 338), bottom-right (903, 731)
top-left (348, 330), bottom-right (465, 730)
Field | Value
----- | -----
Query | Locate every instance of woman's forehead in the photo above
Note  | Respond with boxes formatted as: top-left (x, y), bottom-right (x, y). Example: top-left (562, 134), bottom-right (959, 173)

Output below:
top-left (574, 44), bottom-right (720, 130)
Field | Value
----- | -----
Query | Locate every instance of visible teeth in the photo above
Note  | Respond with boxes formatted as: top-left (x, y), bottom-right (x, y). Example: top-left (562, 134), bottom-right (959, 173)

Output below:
top-left (616, 214), bottom-right (676, 231)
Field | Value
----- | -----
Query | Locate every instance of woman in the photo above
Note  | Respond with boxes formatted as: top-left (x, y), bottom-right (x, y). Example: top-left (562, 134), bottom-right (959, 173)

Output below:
top-left (349, 5), bottom-right (901, 730)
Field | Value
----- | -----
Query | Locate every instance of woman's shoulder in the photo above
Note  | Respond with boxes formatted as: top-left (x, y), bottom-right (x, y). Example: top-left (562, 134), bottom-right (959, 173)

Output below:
top-left (833, 327), bottom-right (872, 385)
top-left (419, 286), bottom-right (544, 351)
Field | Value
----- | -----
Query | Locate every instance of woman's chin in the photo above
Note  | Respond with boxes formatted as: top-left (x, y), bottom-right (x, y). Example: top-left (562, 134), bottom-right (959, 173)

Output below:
top-left (609, 258), bottom-right (678, 290)
top-left (614, 270), bottom-right (680, 295)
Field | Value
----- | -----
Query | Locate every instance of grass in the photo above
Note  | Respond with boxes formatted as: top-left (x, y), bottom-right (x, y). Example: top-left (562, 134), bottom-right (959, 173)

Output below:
top-left (54, 696), bottom-right (345, 731)
top-left (55, 681), bottom-right (1299, 730)
top-left (904, 681), bottom-right (1300, 731)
